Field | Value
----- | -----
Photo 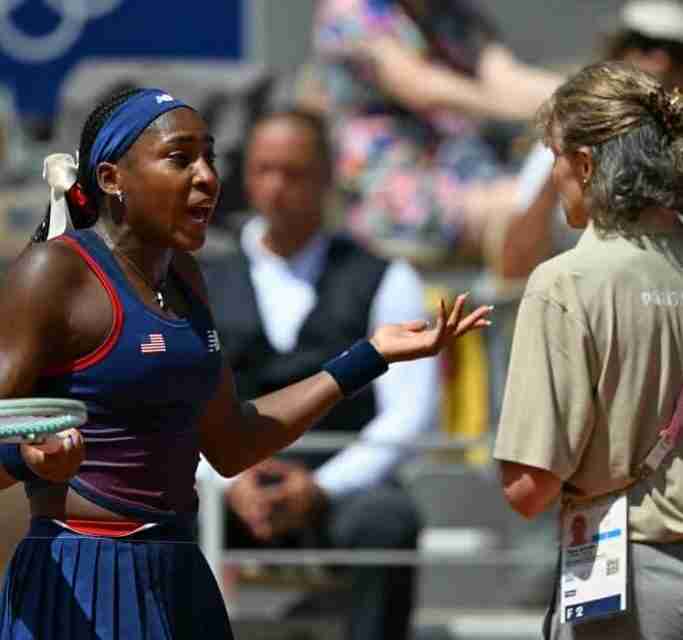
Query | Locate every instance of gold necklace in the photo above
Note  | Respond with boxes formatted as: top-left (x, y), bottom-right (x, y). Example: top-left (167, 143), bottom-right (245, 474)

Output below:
top-left (113, 248), bottom-right (167, 310)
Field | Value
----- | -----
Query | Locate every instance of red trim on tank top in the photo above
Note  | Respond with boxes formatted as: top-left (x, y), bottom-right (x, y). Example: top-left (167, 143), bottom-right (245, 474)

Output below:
top-left (42, 235), bottom-right (124, 376)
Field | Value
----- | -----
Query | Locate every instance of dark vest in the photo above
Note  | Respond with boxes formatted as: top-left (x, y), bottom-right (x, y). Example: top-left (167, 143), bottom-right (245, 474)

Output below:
top-left (202, 233), bottom-right (389, 468)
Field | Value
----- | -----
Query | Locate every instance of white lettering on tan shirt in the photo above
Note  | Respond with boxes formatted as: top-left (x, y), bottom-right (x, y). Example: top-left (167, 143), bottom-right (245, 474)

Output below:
top-left (641, 290), bottom-right (683, 306)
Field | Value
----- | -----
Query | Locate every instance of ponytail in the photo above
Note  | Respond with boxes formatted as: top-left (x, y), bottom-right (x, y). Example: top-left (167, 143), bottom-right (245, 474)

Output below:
top-left (31, 154), bottom-right (98, 244)
top-left (32, 87), bottom-right (143, 244)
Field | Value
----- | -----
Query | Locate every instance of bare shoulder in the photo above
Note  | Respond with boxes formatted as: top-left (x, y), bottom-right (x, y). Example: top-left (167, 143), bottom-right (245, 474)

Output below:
top-left (0, 239), bottom-right (95, 391)
top-left (2, 239), bottom-right (90, 303)
top-left (171, 250), bottom-right (210, 306)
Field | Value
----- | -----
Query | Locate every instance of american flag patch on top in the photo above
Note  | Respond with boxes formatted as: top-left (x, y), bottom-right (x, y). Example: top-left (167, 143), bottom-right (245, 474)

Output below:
top-left (140, 334), bottom-right (166, 354)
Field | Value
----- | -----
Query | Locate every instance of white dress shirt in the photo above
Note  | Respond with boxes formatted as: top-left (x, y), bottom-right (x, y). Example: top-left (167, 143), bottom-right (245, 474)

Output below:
top-left (233, 216), bottom-right (440, 497)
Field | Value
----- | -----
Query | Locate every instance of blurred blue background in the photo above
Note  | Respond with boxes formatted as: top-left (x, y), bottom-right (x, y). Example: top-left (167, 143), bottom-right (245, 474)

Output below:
top-left (0, 0), bottom-right (243, 119)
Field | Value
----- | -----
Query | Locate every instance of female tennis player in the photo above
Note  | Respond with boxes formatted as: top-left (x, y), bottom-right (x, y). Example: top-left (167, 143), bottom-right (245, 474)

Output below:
top-left (0, 88), bottom-right (492, 639)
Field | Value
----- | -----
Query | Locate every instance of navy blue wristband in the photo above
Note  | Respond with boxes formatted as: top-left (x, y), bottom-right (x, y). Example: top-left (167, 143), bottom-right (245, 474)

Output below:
top-left (0, 444), bottom-right (42, 483)
top-left (322, 339), bottom-right (389, 397)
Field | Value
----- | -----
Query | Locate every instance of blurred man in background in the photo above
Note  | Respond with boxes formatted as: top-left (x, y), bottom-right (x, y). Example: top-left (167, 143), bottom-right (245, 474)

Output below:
top-left (201, 109), bottom-right (440, 640)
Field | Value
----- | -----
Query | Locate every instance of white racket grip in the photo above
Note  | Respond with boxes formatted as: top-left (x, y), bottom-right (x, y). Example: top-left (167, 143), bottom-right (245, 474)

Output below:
top-left (25, 432), bottom-right (74, 453)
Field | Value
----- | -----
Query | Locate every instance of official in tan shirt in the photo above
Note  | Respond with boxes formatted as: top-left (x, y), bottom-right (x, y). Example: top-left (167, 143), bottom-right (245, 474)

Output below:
top-left (494, 61), bottom-right (683, 639)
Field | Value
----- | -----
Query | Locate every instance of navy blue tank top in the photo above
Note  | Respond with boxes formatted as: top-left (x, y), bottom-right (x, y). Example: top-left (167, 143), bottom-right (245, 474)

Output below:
top-left (32, 230), bottom-right (223, 521)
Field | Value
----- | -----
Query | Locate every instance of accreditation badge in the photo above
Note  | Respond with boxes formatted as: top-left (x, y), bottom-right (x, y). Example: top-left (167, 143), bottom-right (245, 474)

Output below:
top-left (559, 493), bottom-right (628, 624)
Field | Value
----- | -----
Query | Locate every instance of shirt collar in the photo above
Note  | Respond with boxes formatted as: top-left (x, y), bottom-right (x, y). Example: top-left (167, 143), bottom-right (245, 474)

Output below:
top-left (241, 215), bottom-right (330, 285)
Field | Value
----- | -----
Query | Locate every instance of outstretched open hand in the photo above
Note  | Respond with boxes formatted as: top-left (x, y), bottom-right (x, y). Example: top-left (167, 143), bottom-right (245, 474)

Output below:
top-left (369, 294), bottom-right (492, 364)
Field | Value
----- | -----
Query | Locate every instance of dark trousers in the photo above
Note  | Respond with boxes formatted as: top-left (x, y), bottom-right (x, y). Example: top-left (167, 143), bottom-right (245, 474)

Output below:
top-left (544, 541), bottom-right (683, 640)
top-left (225, 483), bottom-right (422, 640)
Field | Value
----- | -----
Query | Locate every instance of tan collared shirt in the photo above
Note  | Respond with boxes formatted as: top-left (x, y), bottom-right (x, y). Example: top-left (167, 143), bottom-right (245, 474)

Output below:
top-left (495, 222), bottom-right (683, 542)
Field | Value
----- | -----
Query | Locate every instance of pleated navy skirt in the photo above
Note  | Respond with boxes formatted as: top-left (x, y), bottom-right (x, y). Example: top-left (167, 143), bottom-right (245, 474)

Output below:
top-left (0, 518), bottom-right (233, 640)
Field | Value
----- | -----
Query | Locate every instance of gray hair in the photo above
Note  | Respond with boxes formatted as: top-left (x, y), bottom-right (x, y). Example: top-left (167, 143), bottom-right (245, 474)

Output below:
top-left (537, 61), bottom-right (683, 233)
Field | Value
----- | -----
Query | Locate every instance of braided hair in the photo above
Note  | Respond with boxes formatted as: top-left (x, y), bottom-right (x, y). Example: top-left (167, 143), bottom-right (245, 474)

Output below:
top-left (32, 87), bottom-right (142, 243)
top-left (76, 87), bottom-right (142, 201)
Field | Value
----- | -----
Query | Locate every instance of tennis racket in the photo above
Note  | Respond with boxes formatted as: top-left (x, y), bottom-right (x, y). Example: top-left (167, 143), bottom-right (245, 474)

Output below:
top-left (0, 399), bottom-right (87, 449)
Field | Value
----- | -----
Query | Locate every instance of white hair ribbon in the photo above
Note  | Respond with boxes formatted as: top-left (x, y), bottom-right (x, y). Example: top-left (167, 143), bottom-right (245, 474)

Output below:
top-left (42, 153), bottom-right (77, 240)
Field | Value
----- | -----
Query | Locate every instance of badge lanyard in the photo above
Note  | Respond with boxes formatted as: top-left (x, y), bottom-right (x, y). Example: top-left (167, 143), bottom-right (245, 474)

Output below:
top-left (559, 386), bottom-right (683, 625)
top-left (636, 385), bottom-right (683, 481)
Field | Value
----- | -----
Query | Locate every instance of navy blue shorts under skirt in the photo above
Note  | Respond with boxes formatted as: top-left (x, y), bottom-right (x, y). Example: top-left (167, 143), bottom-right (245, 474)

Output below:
top-left (0, 518), bottom-right (234, 640)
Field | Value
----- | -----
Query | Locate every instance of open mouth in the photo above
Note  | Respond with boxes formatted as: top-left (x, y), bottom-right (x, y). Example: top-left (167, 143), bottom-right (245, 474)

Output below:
top-left (188, 206), bottom-right (213, 223)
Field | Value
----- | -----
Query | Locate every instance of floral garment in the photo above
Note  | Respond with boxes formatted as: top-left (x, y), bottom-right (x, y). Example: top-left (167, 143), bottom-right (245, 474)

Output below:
top-left (315, 0), bottom-right (506, 248)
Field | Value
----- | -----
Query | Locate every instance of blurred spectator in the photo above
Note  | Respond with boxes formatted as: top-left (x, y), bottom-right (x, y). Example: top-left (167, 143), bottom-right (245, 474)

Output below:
top-left (201, 109), bottom-right (439, 640)
top-left (313, 0), bottom-right (562, 271)
top-left (602, 0), bottom-right (683, 89)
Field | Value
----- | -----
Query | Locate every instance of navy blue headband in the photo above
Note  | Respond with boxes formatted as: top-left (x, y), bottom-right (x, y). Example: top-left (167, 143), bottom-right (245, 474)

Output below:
top-left (86, 89), bottom-right (192, 196)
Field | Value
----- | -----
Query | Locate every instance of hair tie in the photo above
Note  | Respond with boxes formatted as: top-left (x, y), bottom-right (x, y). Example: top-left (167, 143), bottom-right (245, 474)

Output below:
top-left (66, 182), bottom-right (97, 225)
top-left (647, 86), bottom-right (683, 139)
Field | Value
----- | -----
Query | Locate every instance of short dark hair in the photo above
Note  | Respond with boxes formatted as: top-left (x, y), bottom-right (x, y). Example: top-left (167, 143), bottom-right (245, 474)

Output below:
top-left (248, 109), bottom-right (333, 178)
